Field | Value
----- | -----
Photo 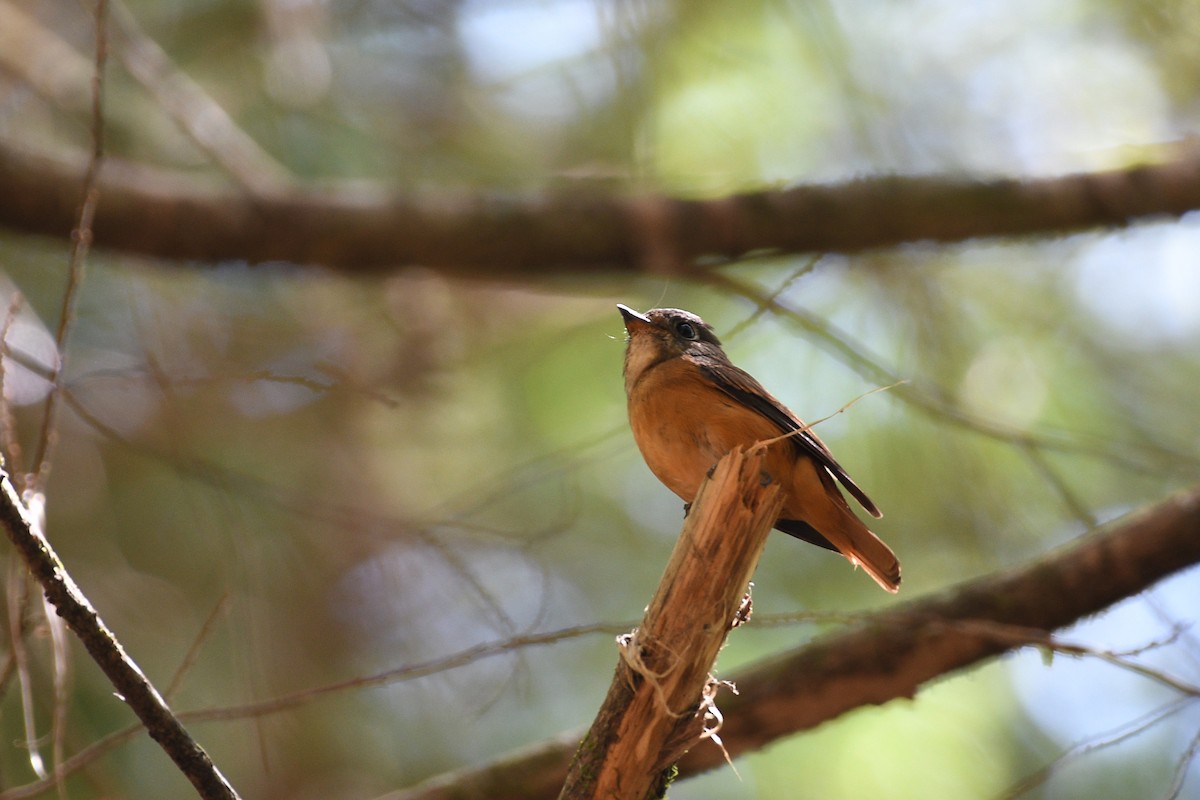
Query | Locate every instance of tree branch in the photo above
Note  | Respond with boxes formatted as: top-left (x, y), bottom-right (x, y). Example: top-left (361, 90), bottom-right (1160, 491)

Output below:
top-left (391, 483), bottom-right (1200, 800)
top-left (559, 446), bottom-right (782, 799)
top-left (2, 141), bottom-right (1200, 274)
top-left (0, 468), bottom-right (241, 799)
top-left (676, 484), bottom-right (1200, 772)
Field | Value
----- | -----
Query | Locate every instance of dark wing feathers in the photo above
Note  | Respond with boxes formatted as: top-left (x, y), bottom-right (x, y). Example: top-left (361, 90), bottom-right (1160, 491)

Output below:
top-left (772, 519), bottom-right (839, 552)
top-left (696, 359), bottom-right (883, 519)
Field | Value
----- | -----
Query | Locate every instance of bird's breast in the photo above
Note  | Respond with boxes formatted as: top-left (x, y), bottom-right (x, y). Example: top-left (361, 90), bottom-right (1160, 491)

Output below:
top-left (626, 359), bottom-right (785, 502)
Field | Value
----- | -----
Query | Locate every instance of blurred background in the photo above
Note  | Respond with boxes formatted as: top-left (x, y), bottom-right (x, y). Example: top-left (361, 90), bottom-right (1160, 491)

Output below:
top-left (1, 0), bottom-right (1199, 797)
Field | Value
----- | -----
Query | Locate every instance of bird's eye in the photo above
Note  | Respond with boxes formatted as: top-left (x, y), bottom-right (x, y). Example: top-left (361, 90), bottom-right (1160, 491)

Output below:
top-left (676, 322), bottom-right (698, 340)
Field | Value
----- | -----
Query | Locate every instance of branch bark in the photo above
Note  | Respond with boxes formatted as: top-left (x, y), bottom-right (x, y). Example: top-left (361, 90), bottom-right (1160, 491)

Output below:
top-left (3, 141), bottom-right (1200, 275)
top-left (0, 469), bottom-right (241, 800)
top-left (559, 446), bottom-right (782, 799)
top-left (391, 483), bottom-right (1200, 800)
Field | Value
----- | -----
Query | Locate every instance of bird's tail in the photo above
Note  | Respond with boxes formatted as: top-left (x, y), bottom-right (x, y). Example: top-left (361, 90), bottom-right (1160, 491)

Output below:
top-left (827, 507), bottom-right (901, 593)
top-left (777, 511), bottom-right (901, 593)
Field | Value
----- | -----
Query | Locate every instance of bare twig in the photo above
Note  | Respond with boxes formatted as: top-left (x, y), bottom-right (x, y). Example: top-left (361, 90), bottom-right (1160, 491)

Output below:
top-left (755, 380), bottom-right (907, 450)
top-left (41, 524), bottom-right (73, 797)
top-left (1018, 441), bottom-right (1100, 527)
top-left (0, 723), bottom-right (142, 800)
top-left (181, 621), bottom-right (631, 725)
top-left (722, 255), bottom-right (820, 339)
top-left (0, 468), bottom-right (240, 799)
top-left (1166, 725), bottom-right (1200, 800)
top-left (0, 619), bottom-right (636, 798)
top-left (166, 593), bottom-right (234, 702)
top-left (27, 0), bottom-right (109, 490)
top-left (3, 592), bottom-right (238, 800)
top-left (17, 6), bottom-right (112, 792)
top-left (706, 272), bottom-right (1196, 475)
top-left (1000, 698), bottom-right (1196, 799)
top-left (932, 619), bottom-right (1200, 696)
top-left (6, 558), bottom-right (44, 779)
top-left (0, 30), bottom-right (246, 770)
top-left (0, 605), bottom-right (866, 798)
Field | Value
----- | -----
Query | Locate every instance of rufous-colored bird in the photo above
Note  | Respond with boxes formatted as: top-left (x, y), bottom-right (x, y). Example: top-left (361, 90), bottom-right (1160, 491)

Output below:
top-left (619, 304), bottom-right (900, 593)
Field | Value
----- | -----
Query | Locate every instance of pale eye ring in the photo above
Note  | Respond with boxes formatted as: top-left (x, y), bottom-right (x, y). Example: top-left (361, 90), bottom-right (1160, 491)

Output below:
top-left (676, 321), bottom-right (698, 340)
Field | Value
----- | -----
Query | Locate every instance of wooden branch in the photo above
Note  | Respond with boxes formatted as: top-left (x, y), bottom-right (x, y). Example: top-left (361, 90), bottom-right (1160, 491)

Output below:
top-left (391, 483), bottom-right (1200, 800)
top-left (676, 483), bottom-right (1200, 772)
top-left (0, 469), bottom-right (241, 800)
top-left (559, 446), bottom-right (783, 800)
top-left (3, 141), bottom-right (1200, 274)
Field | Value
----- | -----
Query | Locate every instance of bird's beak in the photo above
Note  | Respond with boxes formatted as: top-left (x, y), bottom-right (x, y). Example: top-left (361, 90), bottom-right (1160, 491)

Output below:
top-left (617, 304), bottom-right (652, 330)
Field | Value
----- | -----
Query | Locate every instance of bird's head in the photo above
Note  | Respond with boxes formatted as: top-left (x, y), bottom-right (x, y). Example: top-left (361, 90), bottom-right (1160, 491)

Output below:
top-left (618, 305), bottom-right (723, 392)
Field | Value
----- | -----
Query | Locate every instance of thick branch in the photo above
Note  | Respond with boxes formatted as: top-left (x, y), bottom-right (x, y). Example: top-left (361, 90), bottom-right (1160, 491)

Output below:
top-left (392, 484), bottom-right (1200, 800)
top-left (559, 446), bottom-right (783, 799)
top-left (677, 483), bottom-right (1200, 771)
top-left (3, 141), bottom-right (1200, 274)
top-left (0, 470), bottom-right (241, 800)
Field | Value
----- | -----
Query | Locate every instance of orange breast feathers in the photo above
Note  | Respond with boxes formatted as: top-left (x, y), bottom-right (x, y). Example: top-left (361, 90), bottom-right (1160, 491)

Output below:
top-left (626, 355), bottom-right (793, 502)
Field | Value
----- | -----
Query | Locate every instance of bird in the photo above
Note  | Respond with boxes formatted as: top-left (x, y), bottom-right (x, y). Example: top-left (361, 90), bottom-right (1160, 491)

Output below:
top-left (618, 304), bottom-right (901, 593)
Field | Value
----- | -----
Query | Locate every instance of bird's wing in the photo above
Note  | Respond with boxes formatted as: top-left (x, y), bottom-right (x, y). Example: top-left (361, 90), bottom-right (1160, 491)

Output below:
top-left (696, 358), bottom-right (883, 518)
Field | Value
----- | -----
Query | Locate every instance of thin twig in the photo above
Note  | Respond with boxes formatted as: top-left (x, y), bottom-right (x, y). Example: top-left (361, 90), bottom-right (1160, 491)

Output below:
top-left (1166, 725), bottom-right (1200, 800)
top-left (1019, 442), bottom-right (1099, 527)
top-left (166, 593), bottom-right (234, 702)
top-left (703, 271), bottom-right (1195, 475)
top-left (0, 606), bottom-right (861, 796)
top-left (754, 380), bottom-right (908, 450)
top-left (27, 0), bottom-right (109, 491)
top-left (0, 468), bottom-right (241, 799)
top-left (999, 698), bottom-right (1196, 799)
top-left (0, 620), bottom-right (635, 797)
top-left (937, 619), bottom-right (1200, 696)
top-left (0, 723), bottom-right (143, 800)
top-left (722, 256), bottom-right (821, 340)
top-left (6, 557), bottom-right (44, 779)
top-left (20, 5), bottom-right (114, 792)
top-left (181, 621), bottom-right (631, 724)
